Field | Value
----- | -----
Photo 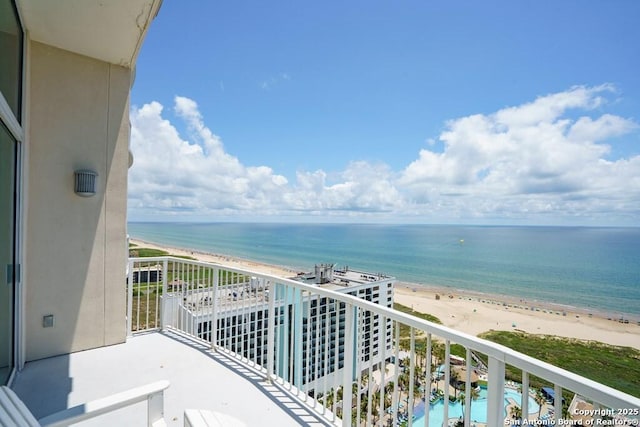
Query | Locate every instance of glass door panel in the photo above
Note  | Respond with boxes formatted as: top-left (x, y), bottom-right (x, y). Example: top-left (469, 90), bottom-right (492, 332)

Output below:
top-left (0, 122), bottom-right (16, 384)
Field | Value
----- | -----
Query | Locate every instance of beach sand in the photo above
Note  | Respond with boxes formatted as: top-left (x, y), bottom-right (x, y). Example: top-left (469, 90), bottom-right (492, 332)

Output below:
top-left (129, 238), bottom-right (296, 278)
top-left (129, 238), bottom-right (640, 350)
top-left (394, 285), bottom-right (640, 350)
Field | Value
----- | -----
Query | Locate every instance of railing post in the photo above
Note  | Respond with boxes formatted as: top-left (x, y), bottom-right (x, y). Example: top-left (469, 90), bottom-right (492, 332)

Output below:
top-left (408, 328), bottom-right (415, 426)
top-left (444, 340), bottom-right (450, 425)
top-left (341, 304), bottom-right (355, 427)
top-left (147, 389), bottom-right (164, 427)
top-left (160, 258), bottom-right (168, 332)
top-left (392, 322), bottom-right (399, 427)
top-left (554, 384), bottom-right (562, 426)
top-left (378, 315), bottom-right (387, 424)
top-left (522, 371), bottom-right (529, 422)
top-left (126, 258), bottom-right (134, 337)
top-left (487, 355), bottom-right (506, 427)
top-left (425, 332), bottom-right (432, 427)
top-left (465, 347), bottom-right (472, 427)
top-left (266, 280), bottom-right (276, 382)
top-left (211, 267), bottom-right (219, 351)
top-left (294, 288), bottom-right (303, 390)
top-left (162, 258), bottom-right (168, 293)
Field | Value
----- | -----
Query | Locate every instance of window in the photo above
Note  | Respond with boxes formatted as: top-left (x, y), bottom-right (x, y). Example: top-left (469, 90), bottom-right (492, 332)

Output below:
top-left (0, 0), bottom-right (23, 121)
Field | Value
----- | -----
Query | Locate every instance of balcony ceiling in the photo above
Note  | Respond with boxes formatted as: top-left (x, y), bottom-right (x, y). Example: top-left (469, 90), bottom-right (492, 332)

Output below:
top-left (17, 0), bottom-right (162, 68)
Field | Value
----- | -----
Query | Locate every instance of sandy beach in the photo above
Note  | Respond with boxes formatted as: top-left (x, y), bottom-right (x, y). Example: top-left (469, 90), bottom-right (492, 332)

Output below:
top-left (394, 285), bottom-right (640, 350)
top-left (129, 238), bottom-right (296, 278)
top-left (129, 238), bottom-right (640, 350)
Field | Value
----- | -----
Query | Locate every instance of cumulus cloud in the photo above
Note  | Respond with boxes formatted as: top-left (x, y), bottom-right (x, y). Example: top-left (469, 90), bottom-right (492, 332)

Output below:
top-left (399, 85), bottom-right (639, 222)
top-left (129, 98), bottom-right (289, 215)
top-left (128, 96), bottom-right (400, 219)
top-left (129, 86), bottom-right (640, 224)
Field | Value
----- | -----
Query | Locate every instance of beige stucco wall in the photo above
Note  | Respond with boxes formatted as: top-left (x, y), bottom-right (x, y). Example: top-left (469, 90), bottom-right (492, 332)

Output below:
top-left (24, 41), bottom-right (131, 361)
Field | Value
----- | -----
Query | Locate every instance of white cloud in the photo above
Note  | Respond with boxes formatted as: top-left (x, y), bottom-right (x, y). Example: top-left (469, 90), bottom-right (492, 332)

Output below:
top-left (260, 72), bottom-right (292, 91)
top-left (399, 85), bottom-right (640, 221)
top-left (129, 86), bottom-right (640, 224)
top-left (129, 98), bottom-right (288, 215)
top-left (129, 96), bottom-right (400, 219)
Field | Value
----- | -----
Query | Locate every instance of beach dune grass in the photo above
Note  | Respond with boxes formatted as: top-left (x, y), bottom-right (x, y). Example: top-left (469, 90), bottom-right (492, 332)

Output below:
top-left (394, 303), bottom-right (442, 325)
top-left (478, 331), bottom-right (640, 399)
top-left (394, 303), bottom-right (472, 360)
top-left (130, 247), bottom-right (197, 260)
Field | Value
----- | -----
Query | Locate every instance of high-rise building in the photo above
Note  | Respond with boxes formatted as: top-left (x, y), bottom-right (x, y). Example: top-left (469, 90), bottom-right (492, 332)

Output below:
top-left (163, 264), bottom-right (395, 393)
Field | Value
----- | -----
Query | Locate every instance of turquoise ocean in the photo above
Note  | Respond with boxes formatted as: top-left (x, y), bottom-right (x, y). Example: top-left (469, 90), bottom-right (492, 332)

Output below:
top-left (128, 223), bottom-right (640, 320)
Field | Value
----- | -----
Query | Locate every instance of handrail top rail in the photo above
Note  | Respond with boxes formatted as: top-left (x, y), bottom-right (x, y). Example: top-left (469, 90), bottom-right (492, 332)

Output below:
top-left (129, 256), bottom-right (640, 410)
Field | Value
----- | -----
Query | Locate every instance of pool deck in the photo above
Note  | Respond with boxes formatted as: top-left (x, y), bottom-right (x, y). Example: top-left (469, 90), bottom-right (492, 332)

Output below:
top-left (409, 382), bottom-right (553, 427)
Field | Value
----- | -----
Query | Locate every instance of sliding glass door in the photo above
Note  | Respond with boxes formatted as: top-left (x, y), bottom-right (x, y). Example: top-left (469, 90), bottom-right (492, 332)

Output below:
top-left (0, 0), bottom-right (22, 384)
top-left (0, 124), bottom-right (16, 384)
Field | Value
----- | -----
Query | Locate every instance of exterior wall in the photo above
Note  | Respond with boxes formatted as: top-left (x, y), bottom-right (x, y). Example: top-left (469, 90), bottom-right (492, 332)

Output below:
top-left (24, 41), bottom-right (131, 361)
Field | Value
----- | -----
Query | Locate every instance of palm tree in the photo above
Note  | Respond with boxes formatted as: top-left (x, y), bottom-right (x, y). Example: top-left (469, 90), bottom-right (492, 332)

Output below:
top-left (414, 363), bottom-right (424, 387)
top-left (432, 342), bottom-right (445, 366)
top-left (470, 386), bottom-right (480, 401)
top-left (370, 389), bottom-right (381, 424)
top-left (400, 356), bottom-right (411, 370)
top-left (360, 372), bottom-right (369, 392)
top-left (457, 392), bottom-right (466, 422)
top-left (398, 369), bottom-right (410, 391)
top-left (510, 405), bottom-right (522, 420)
top-left (535, 390), bottom-right (546, 419)
top-left (450, 368), bottom-right (461, 399)
top-left (351, 382), bottom-right (359, 416)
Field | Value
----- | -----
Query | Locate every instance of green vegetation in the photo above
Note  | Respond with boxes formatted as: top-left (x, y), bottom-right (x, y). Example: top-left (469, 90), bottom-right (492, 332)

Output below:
top-left (131, 292), bottom-right (159, 331)
top-left (129, 247), bottom-right (197, 260)
top-left (478, 331), bottom-right (640, 399)
top-left (394, 303), bottom-right (470, 359)
top-left (394, 302), bottom-right (442, 325)
top-left (130, 247), bottom-right (169, 257)
top-left (395, 303), bottom-right (446, 356)
top-left (128, 247), bottom-right (252, 330)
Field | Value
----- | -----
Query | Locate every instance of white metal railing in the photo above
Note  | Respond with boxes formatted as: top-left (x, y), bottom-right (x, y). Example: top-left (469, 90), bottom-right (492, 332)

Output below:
top-left (127, 257), bottom-right (640, 427)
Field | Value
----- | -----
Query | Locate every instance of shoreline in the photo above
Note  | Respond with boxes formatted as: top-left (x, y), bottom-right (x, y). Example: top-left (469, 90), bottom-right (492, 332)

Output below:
top-left (129, 237), bottom-right (300, 277)
top-left (395, 281), bottom-right (640, 324)
top-left (129, 237), bottom-right (640, 350)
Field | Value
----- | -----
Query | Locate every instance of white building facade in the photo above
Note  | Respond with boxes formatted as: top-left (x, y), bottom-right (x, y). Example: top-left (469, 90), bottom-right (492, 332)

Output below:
top-left (162, 264), bottom-right (395, 394)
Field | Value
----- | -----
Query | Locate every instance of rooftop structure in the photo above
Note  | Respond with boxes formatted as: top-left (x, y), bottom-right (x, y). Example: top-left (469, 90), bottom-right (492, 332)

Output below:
top-left (294, 263), bottom-right (393, 291)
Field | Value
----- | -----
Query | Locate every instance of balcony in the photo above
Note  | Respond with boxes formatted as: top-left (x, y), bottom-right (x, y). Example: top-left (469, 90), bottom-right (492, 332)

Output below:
top-left (11, 330), bottom-right (329, 426)
top-left (11, 256), bottom-right (640, 426)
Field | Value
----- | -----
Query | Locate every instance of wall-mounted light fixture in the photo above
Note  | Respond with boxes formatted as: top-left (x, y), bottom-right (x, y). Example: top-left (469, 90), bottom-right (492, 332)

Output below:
top-left (74, 169), bottom-right (97, 197)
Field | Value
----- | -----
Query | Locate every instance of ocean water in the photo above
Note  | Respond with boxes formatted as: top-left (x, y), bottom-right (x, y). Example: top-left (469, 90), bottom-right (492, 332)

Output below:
top-left (127, 223), bottom-right (640, 318)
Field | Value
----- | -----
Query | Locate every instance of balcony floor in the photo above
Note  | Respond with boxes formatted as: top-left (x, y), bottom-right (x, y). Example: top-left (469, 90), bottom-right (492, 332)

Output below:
top-left (11, 330), bottom-right (332, 426)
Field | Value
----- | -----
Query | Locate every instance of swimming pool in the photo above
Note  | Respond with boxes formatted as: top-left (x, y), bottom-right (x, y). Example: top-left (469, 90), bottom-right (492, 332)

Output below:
top-left (412, 386), bottom-right (540, 426)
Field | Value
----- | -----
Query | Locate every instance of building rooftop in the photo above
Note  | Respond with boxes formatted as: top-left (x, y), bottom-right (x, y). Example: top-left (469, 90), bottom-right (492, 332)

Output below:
top-left (292, 264), bottom-right (394, 291)
top-left (11, 331), bottom-right (331, 427)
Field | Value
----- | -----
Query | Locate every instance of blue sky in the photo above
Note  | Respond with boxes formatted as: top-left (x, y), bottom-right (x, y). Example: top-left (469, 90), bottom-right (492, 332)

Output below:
top-left (129, 1), bottom-right (640, 225)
